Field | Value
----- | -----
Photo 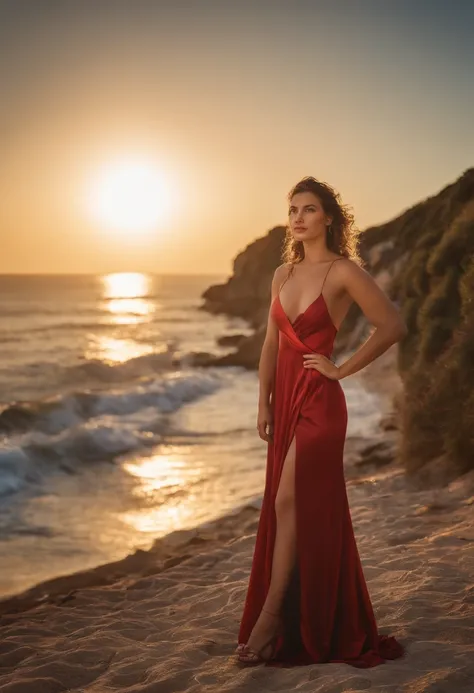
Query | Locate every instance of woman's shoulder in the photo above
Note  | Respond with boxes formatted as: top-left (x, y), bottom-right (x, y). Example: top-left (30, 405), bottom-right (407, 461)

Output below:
top-left (274, 262), bottom-right (295, 279)
top-left (331, 255), bottom-right (371, 292)
top-left (331, 255), bottom-right (365, 271)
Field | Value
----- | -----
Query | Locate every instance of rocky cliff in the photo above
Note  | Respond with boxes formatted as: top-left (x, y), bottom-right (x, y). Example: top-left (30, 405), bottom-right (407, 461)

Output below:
top-left (200, 167), bottom-right (474, 480)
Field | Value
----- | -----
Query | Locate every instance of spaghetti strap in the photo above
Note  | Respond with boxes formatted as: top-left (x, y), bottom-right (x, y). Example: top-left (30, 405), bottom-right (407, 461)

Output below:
top-left (320, 257), bottom-right (343, 294)
top-left (277, 263), bottom-right (294, 297)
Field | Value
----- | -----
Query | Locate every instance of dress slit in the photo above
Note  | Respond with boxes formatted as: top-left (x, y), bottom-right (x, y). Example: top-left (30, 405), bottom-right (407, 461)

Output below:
top-left (272, 425), bottom-right (303, 660)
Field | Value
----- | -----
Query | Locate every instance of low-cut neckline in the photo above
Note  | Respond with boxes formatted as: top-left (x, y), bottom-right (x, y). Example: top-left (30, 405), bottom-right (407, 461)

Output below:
top-left (275, 257), bottom-right (342, 331)
top-left (276, 292), bottom-right (338, 332)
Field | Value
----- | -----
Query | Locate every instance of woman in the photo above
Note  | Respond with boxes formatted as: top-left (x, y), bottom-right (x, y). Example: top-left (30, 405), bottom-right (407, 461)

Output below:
top-left (236, 177), bottom-right (407, 667)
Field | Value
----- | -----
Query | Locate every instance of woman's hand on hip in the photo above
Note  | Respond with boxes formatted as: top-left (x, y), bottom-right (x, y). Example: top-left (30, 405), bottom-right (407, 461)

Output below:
top-left (303, 353), bottom-right (340, 380)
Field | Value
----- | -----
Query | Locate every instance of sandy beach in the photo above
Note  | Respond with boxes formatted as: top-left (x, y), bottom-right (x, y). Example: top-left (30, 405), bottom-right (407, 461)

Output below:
top-left (1, 397), bottom-right (473, 692)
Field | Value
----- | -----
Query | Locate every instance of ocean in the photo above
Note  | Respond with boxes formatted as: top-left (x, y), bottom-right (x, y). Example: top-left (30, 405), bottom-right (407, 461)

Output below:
top-left (0, 273), bottom-right (385, 598)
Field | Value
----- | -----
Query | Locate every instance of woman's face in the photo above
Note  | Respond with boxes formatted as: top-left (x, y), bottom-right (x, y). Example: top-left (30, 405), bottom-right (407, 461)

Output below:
top-left (288, 192), bottom-right (331, 242)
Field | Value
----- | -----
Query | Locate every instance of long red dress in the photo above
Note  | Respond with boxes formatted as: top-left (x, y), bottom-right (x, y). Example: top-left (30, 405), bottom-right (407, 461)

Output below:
top-left (237, 260), bottom-right (405, 667)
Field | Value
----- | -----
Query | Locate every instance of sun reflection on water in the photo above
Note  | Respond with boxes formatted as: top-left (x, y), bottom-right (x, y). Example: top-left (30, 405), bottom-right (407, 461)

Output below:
top-left (123, 503), bottom-right (197, 534)
top-left (85, 335), bottom-right (157, 364)
top-left (86, 272), bottom-right (161, 363)
top-left (124, 455), bottom-right (188, 493)
top-left (121, 450), bottom-right (205, 534)
top-left (102, 272), bottom-right (150, 299)
top-left (102, 272), bottom-right (156, 325)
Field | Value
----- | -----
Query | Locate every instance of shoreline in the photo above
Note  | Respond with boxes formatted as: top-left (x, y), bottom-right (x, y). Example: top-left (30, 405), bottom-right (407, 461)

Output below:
top-left (1, 441), bottom-right (472, 690)
top-left (0, 498), bottom-right (263, 619)
top-left (0, 437), bottom-right (401, 620)
top-left (0, 346), bottom-right (403, 617)
top-left (1, 348), bottom-right (473, 690)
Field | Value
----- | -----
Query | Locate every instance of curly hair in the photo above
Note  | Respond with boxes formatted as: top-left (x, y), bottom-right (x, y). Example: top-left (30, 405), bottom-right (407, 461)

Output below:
top-left (282, 177), bottom-right (363, 267)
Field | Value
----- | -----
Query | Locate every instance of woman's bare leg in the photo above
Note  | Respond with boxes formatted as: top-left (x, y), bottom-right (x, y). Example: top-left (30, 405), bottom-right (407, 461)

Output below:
top-left (266, 434), bottom-right (297, 610)
top-left (240, 435), bottom-right (297, 655)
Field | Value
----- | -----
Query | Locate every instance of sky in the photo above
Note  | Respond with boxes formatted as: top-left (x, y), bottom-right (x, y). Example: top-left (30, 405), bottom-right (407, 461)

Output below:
top-left (0, 0), bottom-right (473, 275)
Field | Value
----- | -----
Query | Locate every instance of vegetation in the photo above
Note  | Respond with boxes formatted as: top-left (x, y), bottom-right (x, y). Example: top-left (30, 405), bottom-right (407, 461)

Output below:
top-left (393, 194), bottom-right (474, 476)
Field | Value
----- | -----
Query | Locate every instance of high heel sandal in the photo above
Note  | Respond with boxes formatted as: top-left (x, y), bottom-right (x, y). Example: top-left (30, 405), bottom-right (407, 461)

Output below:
top-left (236, 608), bottom-right (282, 665)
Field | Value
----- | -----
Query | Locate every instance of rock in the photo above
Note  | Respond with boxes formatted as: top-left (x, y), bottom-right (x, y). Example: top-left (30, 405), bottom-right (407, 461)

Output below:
top-left (210, 326), bottom-right (266, 369)
top-left (356, 440), bottom-right (395, 468)
top-left (216, 334), bottom-right (248, 347)
top-left (197, 168), bottom-right (474, 484)
top-left (407, 455), bottom-right (462, 490)
top-left (379, 412), bottom-right (399, 431)
top-left (201, 225), bottom-right (286, 330)
top-left (178, 327), bottom-right (266, 370)
top-left (171, 351), bottom-right (216, 368)
top-left (187, 352), bottom-right (217, 367)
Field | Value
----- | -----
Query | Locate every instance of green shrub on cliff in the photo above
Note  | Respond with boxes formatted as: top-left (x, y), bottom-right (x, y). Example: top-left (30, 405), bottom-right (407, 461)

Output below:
top-left (398, 199), bottom-right (474, 476)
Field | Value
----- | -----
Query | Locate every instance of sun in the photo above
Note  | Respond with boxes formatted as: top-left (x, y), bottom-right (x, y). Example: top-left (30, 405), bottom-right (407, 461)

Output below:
top-left (86, 158), bottom-right (172, 235)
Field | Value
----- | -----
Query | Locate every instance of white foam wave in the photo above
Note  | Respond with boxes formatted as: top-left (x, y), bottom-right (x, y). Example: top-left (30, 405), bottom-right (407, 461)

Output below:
top-left (0, 370), bottom-right (223, 497)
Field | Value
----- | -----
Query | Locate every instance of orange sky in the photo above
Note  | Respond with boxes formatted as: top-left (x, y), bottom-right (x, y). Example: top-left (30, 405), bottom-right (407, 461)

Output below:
top-left (1, 2), bottom-right (473, 275)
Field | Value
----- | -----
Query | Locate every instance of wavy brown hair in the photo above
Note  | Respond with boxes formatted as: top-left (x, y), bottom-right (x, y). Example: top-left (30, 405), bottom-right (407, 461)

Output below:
top-left (283, 177), bottom-right (363, 267)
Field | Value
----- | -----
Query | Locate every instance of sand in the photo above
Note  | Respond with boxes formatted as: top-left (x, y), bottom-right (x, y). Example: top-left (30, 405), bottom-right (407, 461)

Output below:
top-left (1, 352), bottom-right (473, 692)
top-left (1, 455), bottom-right (473, 692)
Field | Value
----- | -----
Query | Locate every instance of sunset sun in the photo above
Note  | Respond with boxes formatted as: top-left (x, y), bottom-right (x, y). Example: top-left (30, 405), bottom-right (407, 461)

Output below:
top-left (86, 158), bottom-right (172, 235)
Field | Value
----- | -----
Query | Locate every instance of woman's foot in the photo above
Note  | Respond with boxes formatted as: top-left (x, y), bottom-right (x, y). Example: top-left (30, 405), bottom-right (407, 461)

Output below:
top-left (236, 607), bottom-right (282, 664)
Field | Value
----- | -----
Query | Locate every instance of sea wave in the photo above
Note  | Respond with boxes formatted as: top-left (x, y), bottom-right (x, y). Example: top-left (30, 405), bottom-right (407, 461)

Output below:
top-left (1, 369), bottom-right (221, 434)
top-left (65, 350), bottom-right (175, 383)
top-left (0, 369), bottom-right (223, 497)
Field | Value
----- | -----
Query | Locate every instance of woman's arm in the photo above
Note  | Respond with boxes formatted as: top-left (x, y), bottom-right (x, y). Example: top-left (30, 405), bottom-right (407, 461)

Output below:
top-left (257, 265), bottom-right (286, 441)
top-left (258, 265), bottom-right (285, 405)
top-left (303, 259), bottom-right (407, 381)
top-left (336, 259), bottom-right (407, 380)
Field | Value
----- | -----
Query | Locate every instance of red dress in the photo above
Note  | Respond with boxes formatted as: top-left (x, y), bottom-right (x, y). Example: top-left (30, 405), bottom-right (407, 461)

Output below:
top-left (237, 260), bottom-right (405, 667)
